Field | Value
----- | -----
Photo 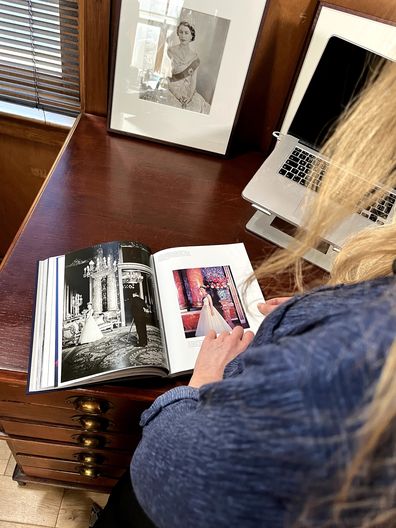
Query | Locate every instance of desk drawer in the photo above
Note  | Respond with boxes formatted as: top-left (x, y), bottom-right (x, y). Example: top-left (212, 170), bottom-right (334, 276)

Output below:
top-left (0, 381), bottom-right (164, 411)
top-left (0, 400), bottom-right (146, 433)
top-left (17, 454), bottom-right (125, 479)
top-left (23, 465), bottom-right (118, 488)
top-left (2, 418), bottom-right (138, 451)
top-left (11, 437), bottom-right (132, 466)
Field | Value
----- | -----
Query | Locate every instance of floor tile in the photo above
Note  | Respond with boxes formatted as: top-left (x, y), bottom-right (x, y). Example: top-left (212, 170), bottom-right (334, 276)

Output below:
top-left (3, 454), bottom-right (15, 477)
top-left (85, 491), bottom-right (109, 509)
top-left (0, 475), bottom-right (63, 526)
top-left (0, 442), bottom-right (11, 475)
top-left (0, 522), bottom-right (47, 528)
top-left (55, 489), bottom-right (108, 528)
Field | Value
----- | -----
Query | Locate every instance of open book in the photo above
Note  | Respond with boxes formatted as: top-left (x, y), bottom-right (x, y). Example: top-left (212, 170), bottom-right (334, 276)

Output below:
top-left (29, 242), bottom-right (264, 393)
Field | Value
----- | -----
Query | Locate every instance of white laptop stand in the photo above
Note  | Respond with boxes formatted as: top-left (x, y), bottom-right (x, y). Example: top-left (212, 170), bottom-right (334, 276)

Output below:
top-left (246, 207), bottom-right (340, 272)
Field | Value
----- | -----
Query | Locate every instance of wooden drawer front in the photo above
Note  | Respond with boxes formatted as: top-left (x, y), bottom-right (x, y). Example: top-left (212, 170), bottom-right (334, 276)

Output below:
top-left (11, 437), bottom-right (132, 466)
top-left (16, 454), bottom-right (126, 478)
top-left (0, 381), bottom-right (164, 412)
top-left (23, 465), bottom-right (118, 488)
top-left (0, 400), bottom-right (146, 433)
top-left (2, 418), bottom-right (139, 451)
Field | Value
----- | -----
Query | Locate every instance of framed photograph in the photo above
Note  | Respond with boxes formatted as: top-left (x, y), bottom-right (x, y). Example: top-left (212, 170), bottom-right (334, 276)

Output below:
top-left (108, 0), bottom-right (268, 155)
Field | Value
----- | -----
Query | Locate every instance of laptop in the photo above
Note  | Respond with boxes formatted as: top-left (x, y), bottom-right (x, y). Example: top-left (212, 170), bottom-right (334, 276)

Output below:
top-left (242, 36), bottom-right (395, 271)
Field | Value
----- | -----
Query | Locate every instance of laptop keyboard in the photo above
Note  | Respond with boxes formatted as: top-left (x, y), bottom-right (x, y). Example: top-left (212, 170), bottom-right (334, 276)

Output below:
top-left (279, 147), bottom-right (395, 225)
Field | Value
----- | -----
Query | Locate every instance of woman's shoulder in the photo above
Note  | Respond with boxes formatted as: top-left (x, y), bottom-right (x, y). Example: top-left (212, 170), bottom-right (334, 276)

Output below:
top-left (246, 275), bottom-right (396, 387)
top-left (167, 44), bottom-right (177, 56)
top-left (258, 275), bottom-right (396, 343)
top-left (168, 45), bottom-right (197, 62)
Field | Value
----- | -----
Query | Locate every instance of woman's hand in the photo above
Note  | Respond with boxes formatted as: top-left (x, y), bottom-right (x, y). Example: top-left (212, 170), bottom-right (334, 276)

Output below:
top-left (188, 326), bottom-right (254, 388)
top-left (257, 297), bottom-right (291, 316)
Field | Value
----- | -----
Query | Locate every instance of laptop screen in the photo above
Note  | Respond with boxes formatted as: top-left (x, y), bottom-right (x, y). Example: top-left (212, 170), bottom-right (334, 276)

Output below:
top-left (288, 36), bottom-right (383, 150)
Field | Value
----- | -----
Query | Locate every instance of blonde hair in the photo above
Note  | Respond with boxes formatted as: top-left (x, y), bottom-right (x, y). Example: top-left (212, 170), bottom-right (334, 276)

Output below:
top-left (253, 61), bottom-right (396, 526)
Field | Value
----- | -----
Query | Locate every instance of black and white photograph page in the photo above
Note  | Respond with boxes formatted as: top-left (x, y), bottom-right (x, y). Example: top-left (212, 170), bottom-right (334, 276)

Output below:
top-left (29, 241), bottom-right (168, 393)
top-left (152, 243), bottom-right (264, 376)
top-left (59, 241), bottom-right (167, 386)
top-left (109, 0), bottom-right (268, 153)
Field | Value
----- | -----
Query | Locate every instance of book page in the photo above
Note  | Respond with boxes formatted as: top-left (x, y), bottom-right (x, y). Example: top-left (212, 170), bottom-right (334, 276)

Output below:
top-left (56, 241), bottom-right (168, 387)
top-left (41, 256), bottom-right (57, 389)
top-left (153, 243), bottom-right (264, 375)
top-left (29, 259), bottom-right (48, 392)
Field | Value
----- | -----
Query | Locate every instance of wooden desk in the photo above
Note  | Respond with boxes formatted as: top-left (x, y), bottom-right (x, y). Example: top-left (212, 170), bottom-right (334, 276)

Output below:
top-left (0, 114), bottom-right (273, 491)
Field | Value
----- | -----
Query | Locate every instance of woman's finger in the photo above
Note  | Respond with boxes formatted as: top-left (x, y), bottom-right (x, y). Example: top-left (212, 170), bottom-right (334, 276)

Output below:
top-left (203, 329), bottom-right (216, 342)
top-left (257, 297), bottom-right (291, 315)
top-left (242, 330), bottom-right (255, 344)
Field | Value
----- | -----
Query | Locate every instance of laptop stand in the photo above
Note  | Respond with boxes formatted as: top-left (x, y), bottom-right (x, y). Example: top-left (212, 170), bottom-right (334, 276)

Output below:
top-left (246, 208), bottom-right (340, 272)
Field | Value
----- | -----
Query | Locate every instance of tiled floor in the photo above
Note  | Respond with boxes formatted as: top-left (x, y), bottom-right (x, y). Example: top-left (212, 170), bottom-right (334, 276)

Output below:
top-left (0, 441), bottom-right (109, 528)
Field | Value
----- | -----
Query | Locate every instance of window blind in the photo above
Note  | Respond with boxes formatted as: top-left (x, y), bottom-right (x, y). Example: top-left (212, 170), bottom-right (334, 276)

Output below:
top-left (0, 0), bottom-right (80, 117)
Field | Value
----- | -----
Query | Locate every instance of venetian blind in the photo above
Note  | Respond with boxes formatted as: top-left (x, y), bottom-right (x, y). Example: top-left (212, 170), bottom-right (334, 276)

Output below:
top-left (0, 0), bottom-right (80, 117)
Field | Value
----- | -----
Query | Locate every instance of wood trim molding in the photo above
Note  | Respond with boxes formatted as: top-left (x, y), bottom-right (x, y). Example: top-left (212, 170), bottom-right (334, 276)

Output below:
top-left (0, 114), bottom-right (68, 146)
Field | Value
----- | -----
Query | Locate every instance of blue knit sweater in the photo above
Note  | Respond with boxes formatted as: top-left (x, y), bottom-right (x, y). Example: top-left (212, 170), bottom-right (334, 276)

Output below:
top-left (131, 276), bottom-right (396, 527)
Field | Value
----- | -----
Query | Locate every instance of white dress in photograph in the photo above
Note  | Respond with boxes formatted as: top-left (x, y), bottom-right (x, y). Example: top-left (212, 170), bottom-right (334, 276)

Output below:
top-left (195, 296), bottom-right (232, 337)
top-left (140, 48), bottom-right (210, 114)
top-left (79, 308), bottom-right (103, 344)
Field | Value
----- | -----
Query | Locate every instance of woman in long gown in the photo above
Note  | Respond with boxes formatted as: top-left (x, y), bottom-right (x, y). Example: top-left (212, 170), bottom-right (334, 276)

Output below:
top-left (166, 22), bottom-right (210, 114)
top-left (79, 302), bottom-right (103, 344)
top-left (195, 286), bottom-right (232, 337)
top-left (141, 21), bottom-right (210, 114)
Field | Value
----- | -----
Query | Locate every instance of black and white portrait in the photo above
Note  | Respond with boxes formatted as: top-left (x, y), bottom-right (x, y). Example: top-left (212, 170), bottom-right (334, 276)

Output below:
top-left (110, 0), bottom-right (267, 153)
top-left (136, 7), bottom-right (230, 114)
top-left (60, 242), bottom-right (165, 383)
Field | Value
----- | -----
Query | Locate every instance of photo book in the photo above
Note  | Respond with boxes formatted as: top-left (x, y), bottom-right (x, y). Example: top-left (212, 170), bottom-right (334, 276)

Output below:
top-left (28, 242), bottom-right (264, 393)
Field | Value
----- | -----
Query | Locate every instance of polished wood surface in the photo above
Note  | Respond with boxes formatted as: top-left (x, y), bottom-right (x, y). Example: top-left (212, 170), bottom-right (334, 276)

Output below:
top-left (0, 113), bottom-right (279, 490)
top-left (0, 113), bottom-right (273, 377)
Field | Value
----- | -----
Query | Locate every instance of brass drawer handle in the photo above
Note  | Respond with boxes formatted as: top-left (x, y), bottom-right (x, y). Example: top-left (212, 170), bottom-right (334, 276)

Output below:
top-left (78, 465), bottom-right (101, 479)
top-left (74, 434), bottom-right (105, 449)
top-left (73, 415), bottom-right (109, 432)
top-left (75, 452), bottom-right (104, 465)
top-left (68, 396), bottom-right (110, 415)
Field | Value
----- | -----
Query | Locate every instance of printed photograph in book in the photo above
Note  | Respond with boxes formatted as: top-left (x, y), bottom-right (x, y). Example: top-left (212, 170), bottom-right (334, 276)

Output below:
top-left (60, 242), bottom-right (165, 383)
top-left (173, 265), bottom-right (249, 339)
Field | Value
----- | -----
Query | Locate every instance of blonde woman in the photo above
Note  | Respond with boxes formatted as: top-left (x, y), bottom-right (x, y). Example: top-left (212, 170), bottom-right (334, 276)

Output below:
top-left (93, 64), bottom-right (396, 527)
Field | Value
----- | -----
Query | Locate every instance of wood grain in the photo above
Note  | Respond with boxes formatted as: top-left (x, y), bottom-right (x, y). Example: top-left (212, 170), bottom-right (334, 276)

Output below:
top-left (82, 0), bottom-right (111, 115)
top-left (0, 113), bottom-right (272, 381)
top-left (0, 116), bottom-right (68, 257)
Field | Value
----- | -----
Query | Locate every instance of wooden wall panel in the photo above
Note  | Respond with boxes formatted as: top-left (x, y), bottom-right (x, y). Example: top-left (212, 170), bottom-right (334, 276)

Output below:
top-left (231, 0), bottom-right (317, 154)
top-left (0, 117), bottom-right (68, 257)
top-left (81, 0), bottom-right (111, 115)
top-left (232, 0), bottom-right (396, 154)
